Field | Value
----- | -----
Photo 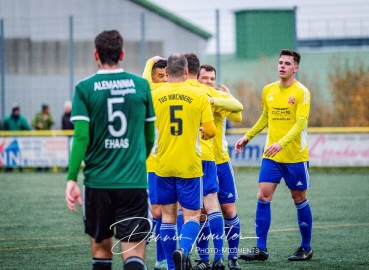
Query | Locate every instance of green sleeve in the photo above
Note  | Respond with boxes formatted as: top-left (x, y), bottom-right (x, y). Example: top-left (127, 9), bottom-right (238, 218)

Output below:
top-left (278, 116), bottom-right (308, 148)
top-left (66, 120), bottom-right (90, 181)
top-left (21, 116), bottom-right (32, 130)
top-left (145, 121), bottom-right (155, 158)
top-left (245, 110), bottom-right (268, 141)
top-left (31, 114), bottom-right (38, 129)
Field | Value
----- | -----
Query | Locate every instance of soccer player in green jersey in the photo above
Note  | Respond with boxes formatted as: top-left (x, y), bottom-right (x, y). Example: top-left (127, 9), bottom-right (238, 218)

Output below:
top-left (235, 49), bottom-right (313, 262)
top-left (152, 53), bottom-right (216, 270)
top-left (65, 30), bottom-right (156, 270)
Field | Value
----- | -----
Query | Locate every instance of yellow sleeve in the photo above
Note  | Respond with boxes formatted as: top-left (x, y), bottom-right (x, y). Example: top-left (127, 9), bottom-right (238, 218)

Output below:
top-left (207, 87), bottom-right (243, 112)
top-left (142, 60), bottom-right (154, 83)
top-left (212, 97), bottom-right (243, 112)
top-left (278, 116), bottom-right (308, 148)
top-left (227, 111), bottom-right (242, 122)
top-left (202, 120), bottom-right (216, 139)
top-left (245, 110), bottom-right (268, 141)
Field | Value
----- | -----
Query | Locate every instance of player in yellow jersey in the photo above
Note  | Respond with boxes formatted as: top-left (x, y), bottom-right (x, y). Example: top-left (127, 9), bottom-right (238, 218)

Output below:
top-left (197, 64), bottom-right (243, 270)
top-left (235, 49), bottom-right (313, 262)
top-left (152, 53), bottom-right (216, 270)
top-left (183, 54), bottom-right (243, 270)
top-left (142, 56), bottom-right (168, 270)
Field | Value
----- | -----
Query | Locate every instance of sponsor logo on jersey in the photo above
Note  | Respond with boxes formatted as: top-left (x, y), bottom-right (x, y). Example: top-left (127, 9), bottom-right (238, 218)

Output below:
top-left (268, 96), bottom-right (274, 101)
top-left (288, 97), bottom-right (295, 104)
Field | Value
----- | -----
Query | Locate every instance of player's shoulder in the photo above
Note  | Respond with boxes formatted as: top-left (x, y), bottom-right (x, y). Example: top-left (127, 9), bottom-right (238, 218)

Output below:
top-left (294, 80), bottom-right (310, 93)
top-left (264, 80), bottom-right (279, 90)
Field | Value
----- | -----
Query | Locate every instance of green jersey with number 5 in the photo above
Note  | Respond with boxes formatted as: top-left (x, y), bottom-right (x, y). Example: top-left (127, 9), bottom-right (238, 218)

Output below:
top-left (71, 69), bottom-right (155, 189)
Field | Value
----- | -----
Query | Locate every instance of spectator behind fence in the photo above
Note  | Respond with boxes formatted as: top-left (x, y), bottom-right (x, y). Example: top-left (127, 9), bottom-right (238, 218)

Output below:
top-left (3, 104), bottom-right (32, 131)
top-left (32, 104), bottom-right (54, 130)
top-left (61, 100), bottom-right (74, 130)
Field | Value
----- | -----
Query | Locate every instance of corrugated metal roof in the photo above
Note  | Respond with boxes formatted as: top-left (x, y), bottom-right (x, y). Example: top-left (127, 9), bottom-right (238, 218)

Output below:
top-left (130, 0), bottom-right (212, 39)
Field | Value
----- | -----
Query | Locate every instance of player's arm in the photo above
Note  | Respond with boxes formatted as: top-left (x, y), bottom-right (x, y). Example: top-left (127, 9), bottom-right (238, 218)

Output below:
top-left (245, 110), bottom-right (268, 141)
top-left (67, 120), bottom-right (89, 181)
top-left (235, 111), bottom-right (267, 153)
top-left (201, 120), bottom-right (216, 140)
top-left (280, 116), bottom-right (308, 147)
top-left (226, 111), bottom-right (242, 122)
top-left (145, 121), bottom-right (155, 158)
top-left (66, 120), bottom-right (89, 212)
top-left (209, 88), bottom-right (243, 112)
top-left (142, 59), bottom-right (155, 83)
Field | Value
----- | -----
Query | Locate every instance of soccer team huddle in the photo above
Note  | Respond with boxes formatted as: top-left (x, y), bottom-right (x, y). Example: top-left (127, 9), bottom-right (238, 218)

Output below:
top-left (65, 30), bottom-right (313, 270)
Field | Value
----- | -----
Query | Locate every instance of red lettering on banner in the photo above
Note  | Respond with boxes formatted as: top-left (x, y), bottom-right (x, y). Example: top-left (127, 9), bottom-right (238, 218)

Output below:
top-left (309, 135), bottom-right (369, 159)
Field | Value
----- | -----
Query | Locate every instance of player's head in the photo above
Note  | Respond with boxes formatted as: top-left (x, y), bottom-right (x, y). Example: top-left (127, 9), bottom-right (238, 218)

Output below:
top-left (167, 53), bottom-right (188, 78)
top-left (198, 64), bottom-right (216, 87)
top-left (94, 30), bottom-right (124, 66)
top-left (152, 60), bottom-right (168, 83)
top-left (184, 53), bottom-right (200, 76)
top-left (278, 49), bottom-right (300, 80)
top-left (280, 49), bottom-right (300, 65)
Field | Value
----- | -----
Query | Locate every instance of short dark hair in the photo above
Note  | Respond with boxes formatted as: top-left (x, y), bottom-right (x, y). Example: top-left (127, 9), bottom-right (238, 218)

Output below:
top-left (152, 60), bottom-right (167, 71)
top-left (198, 64), bottom-right (217, 78)
top-left (94, 30), bottom-right (123, 66)
top-left (280, 49), bottom-right (300, 65)
top-left (184, 53), bottom-right (200, 75)
top-left (167, 53), bottom-right (187, 77)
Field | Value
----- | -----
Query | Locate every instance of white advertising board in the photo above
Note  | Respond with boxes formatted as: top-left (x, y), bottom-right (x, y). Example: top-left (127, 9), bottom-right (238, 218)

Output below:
top-left (0, 137), bottom-right (69, 167)
top-left (226, 133), bottom-right (369, 167)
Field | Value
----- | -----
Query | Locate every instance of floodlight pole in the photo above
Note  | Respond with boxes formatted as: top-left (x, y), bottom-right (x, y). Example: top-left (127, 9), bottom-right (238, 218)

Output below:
top-left (215, 9), bottom-right (221, 86)
top-left (0, 19), bottom-right (5, 120)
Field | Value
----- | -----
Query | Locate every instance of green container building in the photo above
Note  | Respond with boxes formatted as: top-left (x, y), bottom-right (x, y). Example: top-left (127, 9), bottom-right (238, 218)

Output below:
top-left (235, 8), bottom-right (297, 59)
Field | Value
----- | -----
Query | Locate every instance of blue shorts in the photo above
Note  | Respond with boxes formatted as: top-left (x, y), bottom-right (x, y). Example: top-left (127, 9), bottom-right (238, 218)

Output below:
top-left (147, 172), bottom-right (159, 204)
top-left (216, 161), bottom-right (238, 204)
top-left (202, 160), bottom-right (219, 196)
top-left (156, 176), bottom-right (202, 210)
top-left (259, 158), bottom-right (310, 190)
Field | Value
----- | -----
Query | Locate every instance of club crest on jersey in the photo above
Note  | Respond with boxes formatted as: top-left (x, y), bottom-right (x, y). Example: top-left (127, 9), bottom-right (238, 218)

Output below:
top-left (288, 97), bottom-right (295, 104)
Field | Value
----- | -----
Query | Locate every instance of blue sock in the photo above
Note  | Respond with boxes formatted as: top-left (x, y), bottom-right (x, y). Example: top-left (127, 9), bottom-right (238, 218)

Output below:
top-left (196, 220), bottom-right (210, 261)
top-left (224, 214), bottom-right (241, 259)
top-left (177, 209), bottom-right (184, 236)
top-left (180, 220), bottom-right (200, 257)
top-left (296, 199), bottom-right (312, 250)
top-left (160, 222), bottom-right (177, 269)
top-left (155, 217), bottom-right (166, 262)
top-left (208, 211), bottom-right (224, 261)
top-left (255, 200), bottom-right (271, 250)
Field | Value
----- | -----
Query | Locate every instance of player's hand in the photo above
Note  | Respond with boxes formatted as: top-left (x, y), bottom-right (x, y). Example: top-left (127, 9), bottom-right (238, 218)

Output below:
top-left (218, 83), bottom-right (231, 94)
top-left (264, 142), bottom-right (282, 157)
top-left (235, 137), bottom-right (249, 153)
top-left (151, 55), bottom-right (166, 63)
top-left (65, 180), bottom-right (82, 212)
top-left (199, 127), bottom-right (206, 140)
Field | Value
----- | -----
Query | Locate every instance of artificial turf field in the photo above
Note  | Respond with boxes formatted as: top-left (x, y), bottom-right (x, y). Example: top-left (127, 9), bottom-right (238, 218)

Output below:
top-left (0, 168), bottom-right (368, 269)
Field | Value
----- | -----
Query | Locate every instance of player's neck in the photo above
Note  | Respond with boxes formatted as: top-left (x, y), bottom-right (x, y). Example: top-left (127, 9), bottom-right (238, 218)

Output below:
top-left (99, 63), bottom-right (120, 70)
top-left (279, 77), bottom-right (295, 87)
top-left (168, 76), bottom-right (186, 83)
